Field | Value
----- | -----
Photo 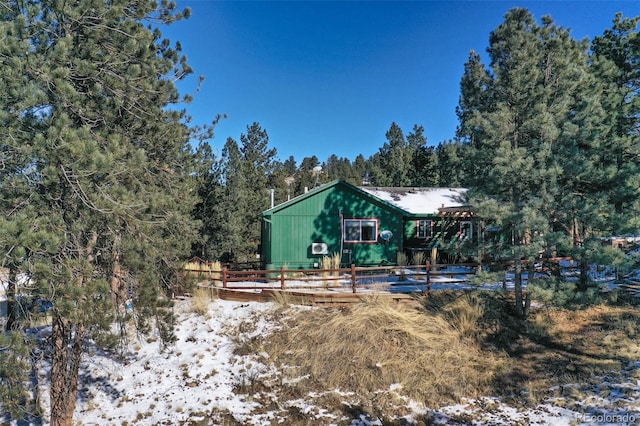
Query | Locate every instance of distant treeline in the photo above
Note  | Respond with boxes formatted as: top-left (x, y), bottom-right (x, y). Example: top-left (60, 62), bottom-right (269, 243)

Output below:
top-left (191, 120), bottom-right (469, 263)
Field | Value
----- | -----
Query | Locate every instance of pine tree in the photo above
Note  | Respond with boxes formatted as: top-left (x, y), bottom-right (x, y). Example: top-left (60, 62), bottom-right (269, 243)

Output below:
top-left (456, 50), bottom-right (494, 188)
top-left (219, 137), bottom-right (249, 262)
top-left (353, 154), bottom-right (369, 185)
top-left (239, 123), bottom-right (278, 262)
top-left (281, 155), bottom-right (298, 200)
top-left (435, 140), bottom-right (467, 187)
top-left (293, 156), bottom-right (322, 195)
top-left (591, 14), bottom-right (640, 229)
top-left (0, 1), bottom-right (201, 424)
top-left (457, 9), bottom-right (600, 317)
top-left (191, 142), bottom-right (223, 259)
top-left (407, 125), bottom-right (439, 186)
top-left (378, 122), bottom-right (412, 186)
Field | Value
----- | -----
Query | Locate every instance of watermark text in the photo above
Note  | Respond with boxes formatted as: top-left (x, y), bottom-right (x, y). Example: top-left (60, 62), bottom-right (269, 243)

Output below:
top-left (575, 412), bottom-right (636, 424)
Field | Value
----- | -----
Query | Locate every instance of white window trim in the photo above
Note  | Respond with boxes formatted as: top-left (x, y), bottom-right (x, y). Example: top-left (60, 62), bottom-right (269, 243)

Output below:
top-left (416, 220), bottom-right (433, 239)
top-left (459, 221), bottom-right (473, 240)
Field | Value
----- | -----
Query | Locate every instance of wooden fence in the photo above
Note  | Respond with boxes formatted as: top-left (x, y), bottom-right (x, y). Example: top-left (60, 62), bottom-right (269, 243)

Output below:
top-left (205, 262), bottom-right (481, 294)
top-left (177, 257), bottom-right (640, 301)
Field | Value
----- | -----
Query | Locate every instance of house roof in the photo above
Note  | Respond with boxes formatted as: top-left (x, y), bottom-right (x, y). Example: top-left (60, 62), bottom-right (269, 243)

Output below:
top-left (263, 180), bottom-right (407, 216)
top-left (358, 186), bottom-right (467, 215)
top-left (264, 180), bottom-right (468, 217)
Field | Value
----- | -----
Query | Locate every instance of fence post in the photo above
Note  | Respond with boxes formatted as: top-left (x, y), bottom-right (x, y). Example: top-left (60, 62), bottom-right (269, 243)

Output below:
top-left (426, 267), bottom-right (431, 294)
top-left (223, 268), bottom-right (228, 289)
top-left (351, 264), bottom-right (357, 293)
top-left (280, 266), bottom-right (286, 290)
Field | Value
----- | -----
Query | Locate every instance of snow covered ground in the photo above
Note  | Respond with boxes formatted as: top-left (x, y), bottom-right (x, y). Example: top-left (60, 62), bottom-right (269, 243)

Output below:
top-left (16, 298), bottom-right (637, 425)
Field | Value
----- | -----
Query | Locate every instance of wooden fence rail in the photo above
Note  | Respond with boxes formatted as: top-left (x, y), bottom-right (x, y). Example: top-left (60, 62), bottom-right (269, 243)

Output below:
top-left (177, 257), bottom-right (640, 301)
top-left (215, 262), bottom-right (480, 294)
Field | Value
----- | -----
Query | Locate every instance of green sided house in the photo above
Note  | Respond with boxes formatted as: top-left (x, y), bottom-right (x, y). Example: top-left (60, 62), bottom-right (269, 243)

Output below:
top-left (260, 180), bottom-right (469, 270)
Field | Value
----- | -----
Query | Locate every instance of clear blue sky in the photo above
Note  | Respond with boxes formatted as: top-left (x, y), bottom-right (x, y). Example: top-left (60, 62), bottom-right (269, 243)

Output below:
top-left (165, 1), bottom-right (639, 163)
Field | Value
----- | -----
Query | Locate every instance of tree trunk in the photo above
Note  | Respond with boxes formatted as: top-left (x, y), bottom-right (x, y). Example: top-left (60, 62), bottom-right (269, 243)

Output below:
top-left (5, 266), bottom-right (18, 330)
top-left (523, 261), bottom-right (535, 319)
top-left (514, 258), bottom-right (524, 319)
top-left (110, 231), bottom-right (125, 307)
top-left (577, 257), bottom-right (589, 292)
top-left (50, 315), bottom-right (84, 426)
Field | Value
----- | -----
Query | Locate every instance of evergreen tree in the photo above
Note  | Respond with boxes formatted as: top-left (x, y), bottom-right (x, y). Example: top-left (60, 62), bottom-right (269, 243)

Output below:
top-left (282, 155), bottom-right (298, 177)
top-left (323, 155), bottom-right (361, 185)
top-left (591, 14), bottom-right (640, 229)
top-left (435, 140), bottom-right (467, 187)
top-left (220, 138), bottom-right (248, 261)
top-left (293, 155), bottom-right (322, 195)
top-left (281, 155), bottom-right (298, 201)
top-left (191, 143), bottom-right (224, 260)
top-left (353, 154), bottom-right (369, 185)
top-left (0, 1), bottom-right (201, 424)
top-left (324, 154), bottom-right (341, 180)
top-left (237, 123), bottom-right (278, 261)
top-left (456, 50), bottom-right (494, 187)
top-left (411, 145), bottom-right (439, 186)
top-left (407, 125), bottom-right (439, 186)
top-left (457, 8), bottom-right (599, 317)
top-left (267, 160), bottom-right (291, 207)
top-left (379, 122), bottom-right (412, 186)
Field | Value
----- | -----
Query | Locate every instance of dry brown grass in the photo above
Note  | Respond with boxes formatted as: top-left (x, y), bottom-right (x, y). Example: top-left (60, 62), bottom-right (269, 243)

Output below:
top-left (443, 293), bottom-right (640, 406)
top-left (268, 290), bottom-right (312, 307)
top-left (209, 261), bottom-right (222, 287)
top-left (256, 298), bottom-right (506, 410)
top-left (437, 292), bottom-right (485, 338)
top-left (190, 286), bottom-right (213, 317)
top-left (227, 289), bottom-right (640, 422)
top-left (534, 304), bottom-right (640, 362)
top-left (411, 250), bottom-right (426, 267)
top-left (396, 252), bottom-right (409, 267)
top-left (321, 253), bottom-right (341, 288)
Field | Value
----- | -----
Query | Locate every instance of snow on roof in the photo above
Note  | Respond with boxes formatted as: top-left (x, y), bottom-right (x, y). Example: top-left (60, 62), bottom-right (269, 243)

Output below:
top-left (359, 187), bottom-right (467, 215)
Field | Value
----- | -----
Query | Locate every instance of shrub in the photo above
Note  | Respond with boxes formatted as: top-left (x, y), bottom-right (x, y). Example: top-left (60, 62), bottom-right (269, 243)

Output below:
top-left (190, 286), bottom-right (212, 316)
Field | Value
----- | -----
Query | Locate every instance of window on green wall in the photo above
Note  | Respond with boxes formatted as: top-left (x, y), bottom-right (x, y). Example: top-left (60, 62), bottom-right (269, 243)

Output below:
top-left (416, 220), bottom-right (433, 239)
top-left (344, 219), bottom-right (378, 243)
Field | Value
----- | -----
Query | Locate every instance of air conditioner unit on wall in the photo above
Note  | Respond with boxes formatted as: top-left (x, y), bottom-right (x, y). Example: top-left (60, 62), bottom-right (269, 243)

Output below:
top-left (311, 242), bottom-right (329, 255)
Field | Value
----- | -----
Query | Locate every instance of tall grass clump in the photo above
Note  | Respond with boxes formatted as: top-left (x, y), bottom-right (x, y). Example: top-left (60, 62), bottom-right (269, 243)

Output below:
top-left (321, 252), bottom-right (341, 288)
top-left (259, 299), bottom-right (505, 409)
top-left (190, 286), bottom-right (213, 317)
top-left (396, 251), bottom-right (408, 281)
top-left (209, 260), bottom-right (222, 287)
top-left (411, 250), bottom-right (426, 267)
top-left (411, 251), bottom-right (427, 280)
top-left (437, 293), bottom-right (485, 337)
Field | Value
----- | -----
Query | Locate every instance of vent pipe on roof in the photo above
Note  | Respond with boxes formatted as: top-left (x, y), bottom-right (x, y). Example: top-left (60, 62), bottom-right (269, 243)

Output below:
top-left (270, 188), bottom-right (275, 208)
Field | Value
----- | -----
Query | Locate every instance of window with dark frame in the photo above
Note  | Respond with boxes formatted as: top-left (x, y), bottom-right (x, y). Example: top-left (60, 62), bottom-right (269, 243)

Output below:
top-left (416, 220), bottom-right (433, 239)
top-left (459, 221), bottom-right (473, 240)
top-left (344, 219), bottom-right (378, 243)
